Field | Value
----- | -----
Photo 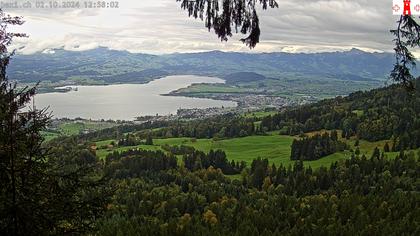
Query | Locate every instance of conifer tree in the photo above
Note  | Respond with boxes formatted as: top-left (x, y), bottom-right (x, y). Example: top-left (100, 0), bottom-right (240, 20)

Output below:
top-left (384, 142), bottom-right (390, 153)
top-left (0, 10), bottom-right (108, 235)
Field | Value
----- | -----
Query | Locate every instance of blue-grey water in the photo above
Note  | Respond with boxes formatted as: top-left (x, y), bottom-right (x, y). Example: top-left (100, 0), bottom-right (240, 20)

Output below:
top-left (34, 75), bottom-right (236, 120)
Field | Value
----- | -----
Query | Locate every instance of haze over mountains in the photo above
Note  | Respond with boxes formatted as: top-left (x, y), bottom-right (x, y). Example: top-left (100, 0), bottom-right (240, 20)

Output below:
top-left (8, 47), bottom-right (395, 85)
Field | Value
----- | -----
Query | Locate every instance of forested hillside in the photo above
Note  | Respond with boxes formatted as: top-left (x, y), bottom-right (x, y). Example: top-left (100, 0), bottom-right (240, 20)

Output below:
top-left (261, 79), bottom-right (420, 151)
top-left (69, 138), bottom-right (420, 235)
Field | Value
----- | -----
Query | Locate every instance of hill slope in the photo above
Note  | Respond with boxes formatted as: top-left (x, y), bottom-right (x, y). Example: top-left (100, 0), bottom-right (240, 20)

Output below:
top-left (260, 79), bottom-right (420, 151)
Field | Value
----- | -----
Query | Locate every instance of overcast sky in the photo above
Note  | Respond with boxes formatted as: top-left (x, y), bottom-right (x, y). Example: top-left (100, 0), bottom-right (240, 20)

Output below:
top-left (5, 0), bottom-right (399, 55)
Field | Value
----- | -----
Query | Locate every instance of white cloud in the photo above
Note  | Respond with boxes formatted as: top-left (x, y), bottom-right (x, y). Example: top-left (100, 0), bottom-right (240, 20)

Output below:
top-left (4, 0), bottom-right (403, 54)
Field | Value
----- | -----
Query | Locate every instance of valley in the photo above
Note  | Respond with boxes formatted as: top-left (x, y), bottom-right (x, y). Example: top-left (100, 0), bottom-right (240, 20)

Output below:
top-left (2, 2), bottom-right (420, 235)
top-left (13, 48), bottom-right (394, 111)
top-left (48, 78), bottom-right (419, 178)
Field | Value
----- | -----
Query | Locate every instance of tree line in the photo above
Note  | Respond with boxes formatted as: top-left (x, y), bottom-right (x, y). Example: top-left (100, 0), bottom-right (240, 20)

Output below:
top-left (183, 149), bottom-right (246, 175)
top-left (290, 131), bottom-right (347, 161)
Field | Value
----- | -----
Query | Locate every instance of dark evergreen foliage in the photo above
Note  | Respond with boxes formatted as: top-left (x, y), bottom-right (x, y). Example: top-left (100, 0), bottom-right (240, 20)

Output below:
top-left (105, 149), bottom-right (178, 178)
top-left (384, 142), bottom-right (390, 152)
top-left (0, 12), bottom-right (108, 235)
top-left (161, 144), bottom-right (196, 156)
top-left (151, 114), bottom-right (257, 139)
top-left (390, 15), bottom-right (420, 89)
top-left (290, 131), bottom-right (347, 161)
top-left (183, 149), bottom-right (245, 174)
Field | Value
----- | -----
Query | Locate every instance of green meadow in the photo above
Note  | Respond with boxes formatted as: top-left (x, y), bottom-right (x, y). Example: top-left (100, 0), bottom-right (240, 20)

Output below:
top-left (243, 110), bottom-right (278, 119)
top-left (95, 134), bottom-right (295, 165)
top-left (94, 133), bottom-right (352, 168)
top-left (43, 120), bottom-right (118, 141)
top-left (94, 129), bottom-right (413, 171)
top-left (154, 135), bottom-right (295, 166)
top-left (59, 121), bottom-right (117, 136)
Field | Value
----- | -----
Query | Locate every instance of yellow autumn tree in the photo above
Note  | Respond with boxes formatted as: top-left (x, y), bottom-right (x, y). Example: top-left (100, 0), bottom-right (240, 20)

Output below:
top-left (203, 210), bottom-right (218, 225)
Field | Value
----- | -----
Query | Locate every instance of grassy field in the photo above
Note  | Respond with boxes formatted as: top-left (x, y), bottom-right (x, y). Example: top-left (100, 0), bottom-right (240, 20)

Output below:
top-left (95, 134), bottom-right (294, 165)
top-left (94, 129), bottom-right (414, 171)
top-left (43, 120), bottom-right (118, 141)
top-left (96, 144), bottom-right (162, 159)
top-left (155, 135), bottom-right (295, 166)
top-left (95, 133), bottom-right (355, 168)
top-left (59, 121), bottom-right (117, 136)
top-left (243, 111), bottom-right (278, 119)
top-left (41, 131), bottom-right (61, 142)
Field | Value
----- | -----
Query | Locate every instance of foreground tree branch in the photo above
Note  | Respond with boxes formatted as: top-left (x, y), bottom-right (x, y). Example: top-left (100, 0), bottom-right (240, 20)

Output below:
top-left (177, 0), bottom-right (278, 48)
top-left (390, 15), bottom-right (420, 90)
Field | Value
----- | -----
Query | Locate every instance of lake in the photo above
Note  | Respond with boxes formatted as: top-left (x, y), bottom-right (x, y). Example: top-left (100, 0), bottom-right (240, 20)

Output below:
top-left (34, 75), bottom-right (237, 120)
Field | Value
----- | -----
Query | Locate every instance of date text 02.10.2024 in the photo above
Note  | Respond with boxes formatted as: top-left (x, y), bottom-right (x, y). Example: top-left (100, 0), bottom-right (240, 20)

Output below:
top-left (34, 1), bottom-right (120, 9)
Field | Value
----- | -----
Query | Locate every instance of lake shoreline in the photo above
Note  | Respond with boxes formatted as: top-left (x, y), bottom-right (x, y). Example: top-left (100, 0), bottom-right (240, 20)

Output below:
top-left (33, 75), bottom-right (237, 120)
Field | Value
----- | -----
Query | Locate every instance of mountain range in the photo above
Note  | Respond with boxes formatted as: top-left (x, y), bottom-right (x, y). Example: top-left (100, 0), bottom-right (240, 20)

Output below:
top-left (8, 47), bottom-right (396, 85)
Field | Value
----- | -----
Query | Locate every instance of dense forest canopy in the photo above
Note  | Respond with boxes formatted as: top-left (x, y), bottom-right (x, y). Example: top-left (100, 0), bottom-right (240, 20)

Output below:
top-left (93, 145), bottom-right (420, 235)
